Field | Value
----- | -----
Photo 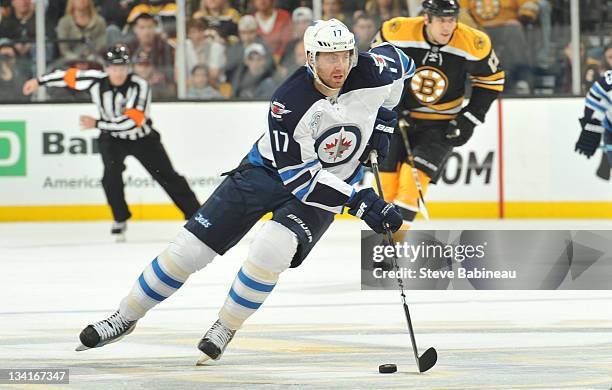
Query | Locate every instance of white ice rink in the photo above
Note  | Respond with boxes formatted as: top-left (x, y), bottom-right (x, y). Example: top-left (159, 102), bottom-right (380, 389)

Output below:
top-left (1, 219), bottom-right (612, 389)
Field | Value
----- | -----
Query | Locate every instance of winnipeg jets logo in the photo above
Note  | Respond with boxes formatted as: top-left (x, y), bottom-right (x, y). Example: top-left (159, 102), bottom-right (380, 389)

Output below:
top-left (315, 125), bottom-right (361, 167)
top-left (369, 53), bottom-right (387, 74)
top-left (270, 101), bottom-right (291, 120)
top-left (324, 133), bottom-right (352, 161)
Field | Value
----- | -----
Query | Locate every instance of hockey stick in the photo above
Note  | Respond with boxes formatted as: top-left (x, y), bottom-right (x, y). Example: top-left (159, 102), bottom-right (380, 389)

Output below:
top-left (596, 145), bottom-right (611, 180)
top-left (370, 150), bottom-right (437, 373)
top-left (397, 119), bottom-right (430, 220)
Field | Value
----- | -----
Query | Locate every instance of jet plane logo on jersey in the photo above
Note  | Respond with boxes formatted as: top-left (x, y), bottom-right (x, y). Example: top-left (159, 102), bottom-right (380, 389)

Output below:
top-left (195, 213), bottom-right (212, 228)
top-left (270, 101), bottom-right (291, 121)
top-left (369, 53), bottom-right (387, 74)
top-left (315, 125), bottom-right (361, 167)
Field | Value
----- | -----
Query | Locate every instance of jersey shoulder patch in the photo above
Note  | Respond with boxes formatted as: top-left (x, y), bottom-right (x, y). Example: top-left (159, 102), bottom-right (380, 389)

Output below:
top-left (343, 52), bottom-right (396, 92)
top-left (447, 23), bottom-right (492, 61)
top-left (600, 70), bottom-right (612, 88)
top-left (269, 68), bottom-right (319, 128)
top-left (380, 16), bottom-right (425, 44)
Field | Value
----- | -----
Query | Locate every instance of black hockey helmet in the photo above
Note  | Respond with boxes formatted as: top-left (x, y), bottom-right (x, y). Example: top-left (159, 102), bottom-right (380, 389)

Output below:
top-left (422, 0), bottom-right (460, 17)
top-left (104, 45), bottom-right (130, 65)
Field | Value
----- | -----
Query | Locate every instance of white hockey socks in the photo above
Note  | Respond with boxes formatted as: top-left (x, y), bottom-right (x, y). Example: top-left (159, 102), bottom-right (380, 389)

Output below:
top-left (218, 260), bottom-right (279, 330)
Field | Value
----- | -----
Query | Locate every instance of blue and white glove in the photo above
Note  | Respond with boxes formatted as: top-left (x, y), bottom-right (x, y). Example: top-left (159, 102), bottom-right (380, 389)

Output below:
top-left (346, 188), bottom-right (402, 234)
top-left (360, 107), bottom-right (397, 166)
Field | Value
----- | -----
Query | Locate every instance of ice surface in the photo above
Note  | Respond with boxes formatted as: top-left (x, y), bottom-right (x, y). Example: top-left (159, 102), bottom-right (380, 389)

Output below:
top-left (1, 219), bottom-right (611, 389)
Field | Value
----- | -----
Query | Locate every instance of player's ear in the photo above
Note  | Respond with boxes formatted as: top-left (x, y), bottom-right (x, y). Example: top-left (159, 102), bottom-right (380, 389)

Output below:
top-left (423, 13), bottom-right (430, 25)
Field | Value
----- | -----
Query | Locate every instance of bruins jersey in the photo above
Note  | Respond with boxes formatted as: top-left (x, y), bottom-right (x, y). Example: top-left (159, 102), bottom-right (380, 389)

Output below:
top-left (460, 0), bottom-right (540, 27)
top-left (372, 16), bottom-right (504, 122)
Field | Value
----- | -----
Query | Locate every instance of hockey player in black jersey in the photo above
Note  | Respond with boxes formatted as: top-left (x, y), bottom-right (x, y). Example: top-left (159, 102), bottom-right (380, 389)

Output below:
top-left (23, 45), bottom-right (200, 239)
top-left (372, 0), bottom-right (504, 231)
top-left (72, 20), bottom-right (415, 363)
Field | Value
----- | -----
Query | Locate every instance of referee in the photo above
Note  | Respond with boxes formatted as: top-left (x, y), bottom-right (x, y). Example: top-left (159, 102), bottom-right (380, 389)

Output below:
top-left (23, 45), bottom-right (200, 239)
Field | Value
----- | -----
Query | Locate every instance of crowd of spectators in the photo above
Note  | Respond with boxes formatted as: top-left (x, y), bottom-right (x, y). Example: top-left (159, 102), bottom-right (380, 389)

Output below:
top-left (0, 0), bottom-right (610, 101)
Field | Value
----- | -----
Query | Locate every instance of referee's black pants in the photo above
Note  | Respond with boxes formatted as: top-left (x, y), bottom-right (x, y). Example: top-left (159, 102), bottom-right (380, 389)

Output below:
top-left (98, 130), bottom-right (200, 222)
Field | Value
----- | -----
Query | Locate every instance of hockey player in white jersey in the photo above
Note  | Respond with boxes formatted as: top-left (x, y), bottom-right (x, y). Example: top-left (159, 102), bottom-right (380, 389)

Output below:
top-left (576, 70), bottom-right (612, 165)
top-left (75, 19), bottom-right (416, 363)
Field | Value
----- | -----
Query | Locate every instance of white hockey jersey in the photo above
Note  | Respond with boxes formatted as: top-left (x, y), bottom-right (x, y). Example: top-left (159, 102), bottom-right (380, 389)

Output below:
top-left (247, 43), bottom-right (415, 213)
top-left (583, 70), bottom-right (612, 134)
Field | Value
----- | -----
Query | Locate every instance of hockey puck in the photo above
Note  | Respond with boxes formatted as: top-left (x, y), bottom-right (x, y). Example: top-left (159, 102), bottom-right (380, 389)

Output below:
top-left (378, 364), bottom-right (397, 374)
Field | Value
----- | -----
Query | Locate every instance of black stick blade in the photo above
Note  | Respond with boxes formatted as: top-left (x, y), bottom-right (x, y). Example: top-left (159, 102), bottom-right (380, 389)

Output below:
top-left (418, 347), bottom-right (437, 373)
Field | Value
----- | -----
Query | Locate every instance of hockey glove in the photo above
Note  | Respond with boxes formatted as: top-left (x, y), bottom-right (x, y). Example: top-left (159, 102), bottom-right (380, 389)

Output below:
top-left (346, 188), bottom-right (402, 234)
top-left (444, 110), bottom-right (480, 147)
top-left (575, 118), bottom-right (602, 159)
top-left (360, 107), bottom-right (397, 166)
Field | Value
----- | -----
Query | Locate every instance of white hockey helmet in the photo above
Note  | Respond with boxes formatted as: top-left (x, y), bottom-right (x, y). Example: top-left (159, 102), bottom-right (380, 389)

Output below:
top-left (303, 19), bottom-right (357, 89)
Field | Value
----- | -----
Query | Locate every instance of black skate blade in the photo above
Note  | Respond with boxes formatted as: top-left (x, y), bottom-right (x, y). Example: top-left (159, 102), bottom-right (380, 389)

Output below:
top-left (418, 347), bottom-right (437, 373)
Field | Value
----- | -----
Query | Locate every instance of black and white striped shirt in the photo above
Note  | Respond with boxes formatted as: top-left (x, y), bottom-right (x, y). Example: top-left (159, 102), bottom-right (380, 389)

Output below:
top-left (38, 68), bottom-right (154, 140)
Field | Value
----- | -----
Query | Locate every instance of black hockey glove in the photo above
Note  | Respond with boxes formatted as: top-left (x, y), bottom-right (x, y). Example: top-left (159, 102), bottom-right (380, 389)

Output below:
top-left (575, 117), bottom-right (602, 159)
top-left (444, 110), bottom-right (480, 147)
top-left (360, 107), bottom-right (397, 166)
top-left (346, 188), bottom-right (402, 234)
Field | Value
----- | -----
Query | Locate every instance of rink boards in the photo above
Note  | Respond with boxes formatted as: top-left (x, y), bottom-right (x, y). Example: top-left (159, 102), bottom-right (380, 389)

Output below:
top-left (0, 99), bottom-right (611, 221)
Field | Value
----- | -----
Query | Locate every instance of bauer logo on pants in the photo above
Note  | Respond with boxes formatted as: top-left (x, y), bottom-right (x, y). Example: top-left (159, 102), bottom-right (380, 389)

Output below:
top-left (0, 122), bottom-right (26, 177)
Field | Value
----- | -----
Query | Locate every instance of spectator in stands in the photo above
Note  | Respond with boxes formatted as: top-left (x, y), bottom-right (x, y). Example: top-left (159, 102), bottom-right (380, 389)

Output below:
top-left (186, 18), bottom-right (227, 87)
top-left (132, 47), bottom-right (177, 99)
top-left (0, 38), bottom-right (27, 102)
top-left (193, 0), bottom-right (241, 38)
top-left (322, 0), bottom-right (350, 26)
top-left (127, 0), bottom-right (177, 37)
top-left (601, 44), bottom-right (612, 71)
top-left (46, 0), bottom-right (67, 40)
top-left (278, 39), bottom-right (305, 76)
top-left (0, 0), bottom-right (54, 77)
top-left (363, 0), bottom-right (404, 26)
top-left (459, 0), bottom-right (539, 94)
top-left (252, 0), bottom-right (292, 61)
top-left (57, 0), bottom-right (107, 61)
top-left (98, 0), bottom-right (136, 44)
top-left (352, 13), bottom-right (376, 52)
top-left (127, 13), bottom-right (175, 83)
top-left (558, 39), bottom-right (600, 94)
top-left (226, 14), bottom-right (274, 81)
top-left (281, 6), bottom-right (311, 65)
top-left (0, 1), bottom-right (11, 20)
top-left (231, 42), bottom-right (276, 98)
top-left (187, 63), bottom-right (223, 99)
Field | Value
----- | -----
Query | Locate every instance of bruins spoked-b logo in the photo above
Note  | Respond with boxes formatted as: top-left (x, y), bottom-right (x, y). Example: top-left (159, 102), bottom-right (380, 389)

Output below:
top-left (410, 66), bottom-right (449, 105)
top-left (472, 0), bottom-right (500, 20)
top-left (314, 125), bottom-right (361, 167)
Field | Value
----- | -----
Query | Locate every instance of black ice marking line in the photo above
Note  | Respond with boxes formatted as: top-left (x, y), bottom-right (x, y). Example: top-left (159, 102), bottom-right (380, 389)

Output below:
top-left (370, 150), bottom-right (438, 373)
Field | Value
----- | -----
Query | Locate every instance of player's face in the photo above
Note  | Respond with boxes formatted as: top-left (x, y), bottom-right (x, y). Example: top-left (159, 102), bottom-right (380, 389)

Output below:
top-left (106, 64), bottom-right (130, 86)
top-left (605, 48), bottom-right (612, 68)
top-left (314, 50), bottom-right (351, 90)
top-left (425, 15), bottom-right (457, 45)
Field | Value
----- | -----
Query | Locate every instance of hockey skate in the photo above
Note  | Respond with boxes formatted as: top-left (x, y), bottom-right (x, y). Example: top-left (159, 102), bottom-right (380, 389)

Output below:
top-left (196, 319), bottom-right (236, 365)
top-left (111, 221), bottom-right (127, 242)
top-left (75, 310), bottom-right (137, 351)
